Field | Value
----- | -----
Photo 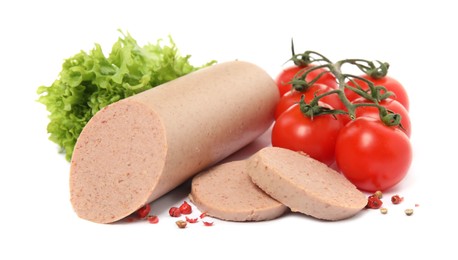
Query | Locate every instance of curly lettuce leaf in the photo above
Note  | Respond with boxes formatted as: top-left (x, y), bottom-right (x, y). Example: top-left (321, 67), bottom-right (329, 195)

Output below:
top-left (37, 31), bottom-right (216, 161)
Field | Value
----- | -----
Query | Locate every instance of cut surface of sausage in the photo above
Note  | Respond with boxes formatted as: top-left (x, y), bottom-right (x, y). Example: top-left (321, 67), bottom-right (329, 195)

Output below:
top-left (247, 147), bottom-right (367, 221)
top-left (189, 160), bottom-right (288, 221)
top-left (70, 61), bottom-right (279, 223)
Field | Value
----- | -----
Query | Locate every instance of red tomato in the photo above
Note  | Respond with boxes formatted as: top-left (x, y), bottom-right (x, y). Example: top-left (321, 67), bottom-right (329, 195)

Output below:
top-left (335, 117), bottom-right (412, 192)
top-left (352, 97), bottom-right (411, 137)
top-left (345, 75), bottom-right (409, 110)
top-left (274, 84), bottom-right (344, 119)
top-left (275, 65), bottom-right (337, 96)
top-left (272, 102), bottom-right (344, 166)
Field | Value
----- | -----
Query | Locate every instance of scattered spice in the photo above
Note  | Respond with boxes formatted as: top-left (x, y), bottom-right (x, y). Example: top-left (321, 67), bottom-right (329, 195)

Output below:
top-left (185, 216), bottom-right (199, 223)
top-left (366, 194), bottom-right (383, 209)
top-left (176, 220), bottom-right (187, 229)
top-left (169, 207), bottom-right (182, 217)
top-left (136, 204), bottom-right (151, 219)
top-left (366, 193), bottom-right (419, 217)
top-left (374, 190), bottom-right (383, 199)
top-left (147, 215), bottom-right (159, 224)
top-left (179, 201), bottom-right (192, 215)
top-left (126, 202), bottom-right (215, 227)
top-left (125, 217), bottom-right (137, 223)
top-left (404, 209), bottom-right (414, 216)
top-left (391, 195), bottom-right (404, 204)
top-left (203, 221), bottom-right (214, 226)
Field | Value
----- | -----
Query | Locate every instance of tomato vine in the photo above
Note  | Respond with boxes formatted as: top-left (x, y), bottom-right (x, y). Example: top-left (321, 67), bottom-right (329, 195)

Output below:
top-left (273, 43), bottom-right (412, 191)
top-left (286, 42), bottom-right (403, 128)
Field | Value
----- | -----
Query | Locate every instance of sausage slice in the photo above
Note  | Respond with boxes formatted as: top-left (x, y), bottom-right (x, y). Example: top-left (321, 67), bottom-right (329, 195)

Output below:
top-left (190, 160), bottom-right (288, 221)
top-left (69, 61), bottom-right (279, 223)
top-left (247, 147), bottom-right (367, 220)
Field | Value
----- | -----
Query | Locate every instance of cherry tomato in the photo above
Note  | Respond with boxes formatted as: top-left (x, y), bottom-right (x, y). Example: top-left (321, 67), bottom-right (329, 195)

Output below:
top-left (345, 75), bottom-right (409, 110)
top-left (275, 65), bottom-right (337, 96)
top-left (352, 97), bottom-right (411, 137)
top-left (274, 84), bottom-right (344, 119)
top-left (272, 102), bottom-right (344, 166)
top-left (335, 117), bottom-right (412, 192)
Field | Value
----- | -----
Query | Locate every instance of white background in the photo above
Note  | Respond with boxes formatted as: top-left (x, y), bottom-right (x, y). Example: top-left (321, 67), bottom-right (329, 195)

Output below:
top-left (1, 0), bottom-right (456, 259)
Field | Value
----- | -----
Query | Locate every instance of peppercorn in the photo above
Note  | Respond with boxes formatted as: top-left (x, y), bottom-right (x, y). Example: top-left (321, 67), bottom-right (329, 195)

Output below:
top-left (147, 215), bottom-right (159, 224)
top-left (136, 204), bottom-right (151, 219)
top-left (169, 207), bottom-right (181, 217)
top-left (405, 209), bottom-right (414, 216)
top-left (203, 221), bottom-right (214, 226)
top-left (185, 216), bottom-right (198, 223)
top-left (366, 194), bottom-right (383, 209)
top-left (176, 220), bottom-right (187, 228)
top-left (179, 201), bottom-right (192, 215)
top-left (374, 191), bottom-right (383, 199)
top-left (391, 195), bottom-right (404, 204)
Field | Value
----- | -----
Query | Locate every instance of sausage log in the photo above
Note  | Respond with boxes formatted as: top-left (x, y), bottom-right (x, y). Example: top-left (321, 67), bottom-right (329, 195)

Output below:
top-left (70, 61), bottom-right (279, 223)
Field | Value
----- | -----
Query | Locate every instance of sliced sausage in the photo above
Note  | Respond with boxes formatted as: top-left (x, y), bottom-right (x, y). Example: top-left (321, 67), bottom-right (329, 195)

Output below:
top-left (189, 160), bottom-right (288, 221)
top-left (247, 147), bottom-right (367, 221)
top-left (69, 61), bottom-right (279, 223)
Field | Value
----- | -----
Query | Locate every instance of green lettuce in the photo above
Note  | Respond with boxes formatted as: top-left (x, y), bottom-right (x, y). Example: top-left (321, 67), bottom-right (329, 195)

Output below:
top-left (37, 31), bottom-right (215, 161)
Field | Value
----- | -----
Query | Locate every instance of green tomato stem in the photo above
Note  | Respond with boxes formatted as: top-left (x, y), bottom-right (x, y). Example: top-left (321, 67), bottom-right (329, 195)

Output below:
top-left (290, 63), bottom-right (333, 92)
top-left (339, 59), bottom-right (390, 79)
top-left (289, 41), bottom-right (332, 66)
top-left (287, 48), bottom-right (402, 127)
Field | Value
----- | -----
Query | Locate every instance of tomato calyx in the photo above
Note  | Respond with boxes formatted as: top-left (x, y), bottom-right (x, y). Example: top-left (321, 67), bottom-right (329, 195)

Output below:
top-left (288, 39), bottom-right (331, 67)
top-left (298, 93), bottom-right (346, 119)
top-left (379, 109), bottom-right (403, 127)
top-left (339, 59), bottom-right (390, 79)
top-left (343, 78), bottom-right (404, 127)
top-left (345, 75), bottom-right (394, 101)
top-left (287, 41), bottom-right (336, 92)
top-left (351, 101), bottom-right (404, 128)
top-left (290, 64), bottom-right (333, 92)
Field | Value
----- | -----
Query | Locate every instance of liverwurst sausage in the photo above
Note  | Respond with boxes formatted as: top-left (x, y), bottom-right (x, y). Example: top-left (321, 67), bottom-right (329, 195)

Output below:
top-left (70, 61), bottom-right (279, 223)
top-left (247, 147), bottom-right (367, 221)
top-left (189, 160), bottom-right (288, 221)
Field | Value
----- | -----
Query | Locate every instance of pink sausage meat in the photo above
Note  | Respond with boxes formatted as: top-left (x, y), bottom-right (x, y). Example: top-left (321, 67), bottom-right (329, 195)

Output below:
top-left (69, 61), bottom-right (279, 223)
top-left (190, 160), bottom-right (288, 221)
top-left (247, 147), bottom-right (367, 221)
